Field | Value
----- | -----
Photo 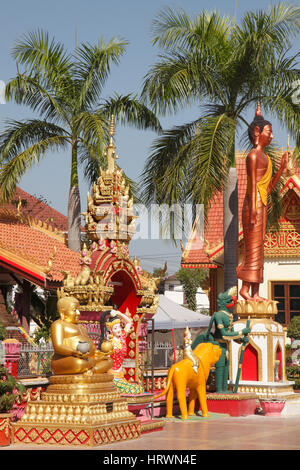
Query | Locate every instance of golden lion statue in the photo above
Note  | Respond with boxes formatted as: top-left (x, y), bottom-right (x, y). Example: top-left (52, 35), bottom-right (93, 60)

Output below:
top-left (156, 342), bottom-right (222, 419)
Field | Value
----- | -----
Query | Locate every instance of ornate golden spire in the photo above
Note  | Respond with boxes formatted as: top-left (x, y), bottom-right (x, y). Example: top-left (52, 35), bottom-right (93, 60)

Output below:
top-left (109, 114), bottom-right (115, 139)
top-left (83, 114), bottom-right (136, 243)
top-left (106, 115), bottom-right (118, 173)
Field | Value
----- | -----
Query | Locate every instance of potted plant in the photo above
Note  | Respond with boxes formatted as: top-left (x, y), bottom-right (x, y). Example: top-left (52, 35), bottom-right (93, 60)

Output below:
top-left (0, 365), bottom-right (25, 446)
top-left (259, 397), bottom-right (286, 416)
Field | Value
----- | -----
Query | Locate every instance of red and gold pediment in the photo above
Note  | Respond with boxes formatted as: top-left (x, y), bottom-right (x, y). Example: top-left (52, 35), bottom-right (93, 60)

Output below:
top-left (282, 190), bottom-right (300, 224)
top-left (58, 116), bottom-right (163, 317)
top-left (264, 179), bottom-right (300, 257)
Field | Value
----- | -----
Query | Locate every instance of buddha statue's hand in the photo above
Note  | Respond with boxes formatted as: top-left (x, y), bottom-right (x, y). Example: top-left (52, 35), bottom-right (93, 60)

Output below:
top-left (73, 350), bottom-right (89, 359)
top-left (280, 151), bottom-right (289, 173)
top-left (95, 350), bottom-right (111, 359)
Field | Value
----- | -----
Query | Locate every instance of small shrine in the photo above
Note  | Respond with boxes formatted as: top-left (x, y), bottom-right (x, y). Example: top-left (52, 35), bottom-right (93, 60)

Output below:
top-left (57, 117), bottom-right (160, 388)
top-left (230, 299), bottom-right (293, 397)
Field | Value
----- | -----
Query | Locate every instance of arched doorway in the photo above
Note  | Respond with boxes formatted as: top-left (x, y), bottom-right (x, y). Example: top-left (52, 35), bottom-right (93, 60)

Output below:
top-left (109, 270), bottom-right (140, 314)
top-left (241, 343), bottom-right (259, 381)
top-left (275, 343), bottom-right (283, 381)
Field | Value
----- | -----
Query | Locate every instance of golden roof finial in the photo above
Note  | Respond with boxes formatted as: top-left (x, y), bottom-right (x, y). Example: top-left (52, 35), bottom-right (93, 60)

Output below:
top-left (43, 245), bottom-right (57, 275)
top-left (17, 197), bottom-right (22, 218)
top-left (106, 115), bottom-right (118, 173)
top-left (109, 115), bottom-right (115, 139)
top-left (286, 134), bottom-right (295, 176)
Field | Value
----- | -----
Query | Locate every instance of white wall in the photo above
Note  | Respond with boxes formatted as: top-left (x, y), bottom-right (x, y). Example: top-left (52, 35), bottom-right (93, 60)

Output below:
top-left (164, 286), bottom-right (209, 311)
top-left (237, 257), bottom-right (300, 299)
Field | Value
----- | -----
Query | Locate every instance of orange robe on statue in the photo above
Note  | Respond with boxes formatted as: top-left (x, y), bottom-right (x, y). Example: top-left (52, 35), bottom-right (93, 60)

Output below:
top-left (236, 155), bottom-right (272, 284)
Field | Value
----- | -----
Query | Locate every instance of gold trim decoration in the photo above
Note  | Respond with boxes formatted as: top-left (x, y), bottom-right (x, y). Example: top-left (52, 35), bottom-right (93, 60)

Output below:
top-left (134, 313), bottom-right (146, 384)
top-left (206, 393), bottom-right (257, 401)
top-left (141, 421), bottom-right (165, 433)
top-left (0, 414), bottom-right (12, 438)
top-left (43, 245), bottom-right (57, 274)
top-left (12, 373), bottom-right (141, 447)
top-left (234, 299), bottom-right (278, 319)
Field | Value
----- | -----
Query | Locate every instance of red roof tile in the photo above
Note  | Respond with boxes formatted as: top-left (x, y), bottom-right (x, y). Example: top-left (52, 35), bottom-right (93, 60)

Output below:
top-left (0, 188), bottom-right (82, 286)
top-left (0, 218), bottom-right (80, 285)
top-left (2, 187), bottom-right (68, 232)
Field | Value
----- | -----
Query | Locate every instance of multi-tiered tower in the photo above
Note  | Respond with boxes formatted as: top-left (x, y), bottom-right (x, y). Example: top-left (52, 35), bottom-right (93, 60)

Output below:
top-left (12, 117), bottom-right (165, 447)
top-left (57, 116), bottom-right (162, 386)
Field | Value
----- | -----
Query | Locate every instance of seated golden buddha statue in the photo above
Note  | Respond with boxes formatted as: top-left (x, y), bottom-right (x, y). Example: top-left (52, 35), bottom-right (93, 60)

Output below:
top-left (51, 296), bottom-right (113, 375)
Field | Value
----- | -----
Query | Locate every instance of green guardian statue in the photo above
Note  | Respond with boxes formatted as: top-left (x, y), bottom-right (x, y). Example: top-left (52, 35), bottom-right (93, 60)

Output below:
top-left (192, 286), bottom-right (250, 393)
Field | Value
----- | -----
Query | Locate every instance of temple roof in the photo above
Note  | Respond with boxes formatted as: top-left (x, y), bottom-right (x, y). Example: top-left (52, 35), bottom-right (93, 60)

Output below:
top-left (3, 187), bottom-right (69, 232)
top-left (181, 150), bottom-right (300, 268)
top-left (0, 189), bottom-right (80, 288)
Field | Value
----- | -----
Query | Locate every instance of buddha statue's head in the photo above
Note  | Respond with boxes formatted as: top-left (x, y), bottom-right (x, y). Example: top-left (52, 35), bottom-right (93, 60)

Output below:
top-left (57, 296), bottom-right (80, 323)
top-left (248, 102), bottom-right (273, 148)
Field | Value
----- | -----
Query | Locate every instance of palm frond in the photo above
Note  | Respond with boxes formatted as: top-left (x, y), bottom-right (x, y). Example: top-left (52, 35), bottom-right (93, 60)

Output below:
top-left (0, 135), bottom-right (68, 202)
top-left (140, 119), bottom-right (201, 207)
top-left (234, 3), bottom-right (300, 65)
top-left (0, 119), bottom-right (69, 163)
top-left (78, 141), bottom-right (106, 184)
top-left (75, 37), bottom-right (128, 109)
top-left (5, 74), bottom-right (70, 124)
top-left (75, 111), bottom-right (109, 148)
top-left (12, 29), bottom-right (72, 97)
top-left (142, 49), bottom-right (227, 115)
top-left (263, 89), bottom-right (300, 147)
top-left (12, 29), bottom-right (72, 92)
top-left (151, 7), bottom-right (232, 52)
top-left (99, 93), bottom-right (162, 132)
top-left (190, 114), bottom-right (236, 210)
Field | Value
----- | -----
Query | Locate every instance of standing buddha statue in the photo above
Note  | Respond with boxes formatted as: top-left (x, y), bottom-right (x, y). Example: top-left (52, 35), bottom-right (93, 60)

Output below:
top-left (236, 102), bottom-right (289, 301)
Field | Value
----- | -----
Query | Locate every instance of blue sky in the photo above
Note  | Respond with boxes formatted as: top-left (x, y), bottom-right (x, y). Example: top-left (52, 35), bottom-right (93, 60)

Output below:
top-left (0, 0), bottom-right (298, 272)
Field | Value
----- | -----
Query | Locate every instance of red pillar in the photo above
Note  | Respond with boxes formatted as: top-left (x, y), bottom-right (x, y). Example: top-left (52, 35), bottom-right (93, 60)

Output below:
top-left (3, 339), bottom-right (21, 378)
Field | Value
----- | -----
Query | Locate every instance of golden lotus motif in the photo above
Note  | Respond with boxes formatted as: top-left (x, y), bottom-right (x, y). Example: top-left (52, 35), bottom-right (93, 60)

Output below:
top-left (234, 299), bottom-right (278, 319)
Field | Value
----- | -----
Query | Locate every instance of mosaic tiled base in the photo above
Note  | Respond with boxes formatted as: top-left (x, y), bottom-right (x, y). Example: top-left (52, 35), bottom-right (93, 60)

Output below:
top-left (13, 421), bottom-right (141, 446)
top-left (12, 373), bottom-right (141, 447)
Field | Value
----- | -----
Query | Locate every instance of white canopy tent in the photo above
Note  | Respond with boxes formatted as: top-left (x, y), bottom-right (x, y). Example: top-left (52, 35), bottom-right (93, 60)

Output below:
top-left (146, 295), bottom-right (210, 366)
top-left (147, 295), bottom-right (210, 330)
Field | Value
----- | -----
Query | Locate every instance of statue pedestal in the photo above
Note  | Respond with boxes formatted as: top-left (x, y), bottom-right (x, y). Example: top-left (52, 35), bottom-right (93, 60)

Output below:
top-left (206, 393), bottom-right (257, 417)
top-left (12, 374), bottom-right (141, 447)
top-left (230, 300), bottom-right (295, 398)
top-left (124, 394), bottom-right (165, 433)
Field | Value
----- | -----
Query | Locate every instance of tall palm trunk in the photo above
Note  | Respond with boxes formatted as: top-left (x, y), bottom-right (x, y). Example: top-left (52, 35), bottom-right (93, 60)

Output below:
top-left (67, 138), bottom-right (81, 252)
top-left (223, 147), bottom-right (239, 292)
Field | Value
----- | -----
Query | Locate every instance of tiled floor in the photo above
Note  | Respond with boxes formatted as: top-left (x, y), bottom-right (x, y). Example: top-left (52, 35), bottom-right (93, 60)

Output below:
top-left (3, 415), bottom-right (300, 451)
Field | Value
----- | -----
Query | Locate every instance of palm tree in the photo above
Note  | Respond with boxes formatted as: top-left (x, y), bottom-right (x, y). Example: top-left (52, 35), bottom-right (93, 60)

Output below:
top-left (141, 4), bottom-right (300, 290)
top-left (0, 30), bottom-right (161, 252)
top-left (176, 267), bottom-right (208, 311)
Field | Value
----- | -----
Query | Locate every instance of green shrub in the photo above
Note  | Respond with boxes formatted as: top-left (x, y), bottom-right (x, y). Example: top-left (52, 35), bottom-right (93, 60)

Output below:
top-left (287, 316), bottom-right (300, 340)
top-left (34, 325), bottom-right (51, 344)
top-left (294, 379), bottom-right (300, 390)
top-left (0, 365), bottom-right (25, 413)
top-left (0, 321), bottom-right (6, 341)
